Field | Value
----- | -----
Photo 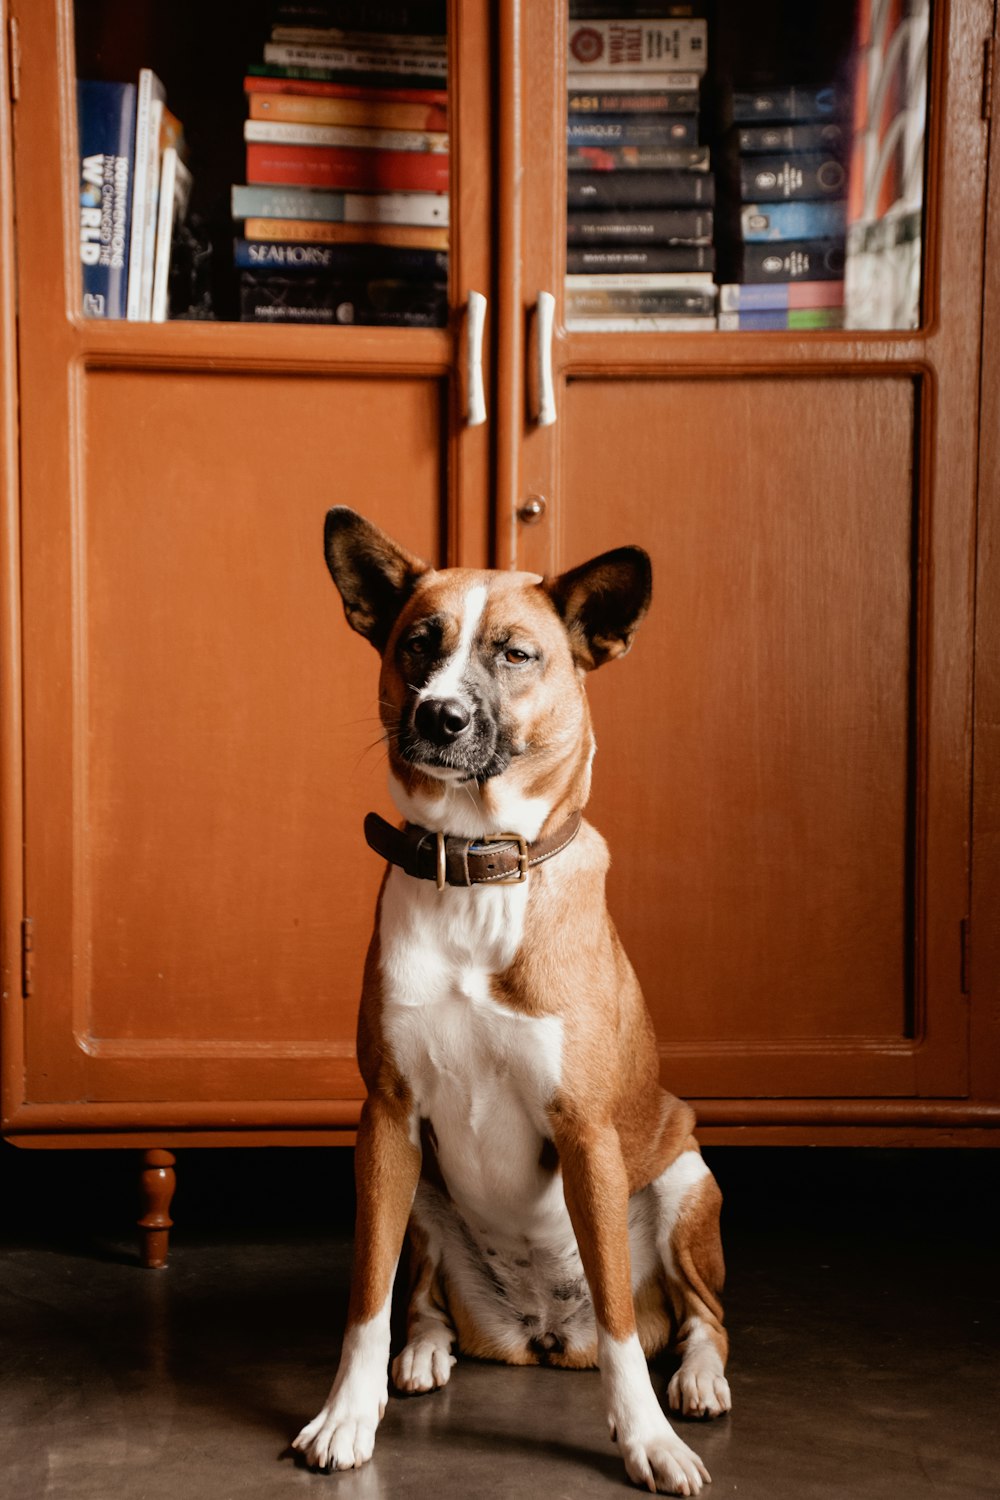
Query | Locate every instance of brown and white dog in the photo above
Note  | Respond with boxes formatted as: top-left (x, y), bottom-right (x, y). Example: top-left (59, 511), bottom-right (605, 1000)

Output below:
top-left (293, 508), bottom-right (730, 1495)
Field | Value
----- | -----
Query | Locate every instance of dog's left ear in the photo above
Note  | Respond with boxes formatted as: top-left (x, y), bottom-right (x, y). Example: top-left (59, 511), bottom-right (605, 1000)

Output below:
top-left (545, 546), bottom-right (652, 670)
top-left (324, 507), bottom-right (430, 652)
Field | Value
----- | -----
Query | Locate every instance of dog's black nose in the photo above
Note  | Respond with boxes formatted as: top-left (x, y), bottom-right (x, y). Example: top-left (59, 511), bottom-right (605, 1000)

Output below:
top-left (414, 697), bottom-right (472, 744)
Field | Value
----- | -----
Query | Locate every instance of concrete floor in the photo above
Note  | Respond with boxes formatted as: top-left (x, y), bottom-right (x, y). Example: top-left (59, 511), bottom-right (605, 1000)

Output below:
top-left (1, 1146), bottom-right (997, 1499)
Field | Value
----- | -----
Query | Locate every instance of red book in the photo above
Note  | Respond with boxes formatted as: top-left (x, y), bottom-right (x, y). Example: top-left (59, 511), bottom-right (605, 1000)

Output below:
top-left (244, 74), bottom-right (448, 108)
top-left (246, 141), bottom-right (449, 192)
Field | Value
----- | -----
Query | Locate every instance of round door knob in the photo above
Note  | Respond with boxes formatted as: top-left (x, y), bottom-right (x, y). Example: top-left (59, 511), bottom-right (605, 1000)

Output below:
top-left (518, 496), bottom-right (547, 524)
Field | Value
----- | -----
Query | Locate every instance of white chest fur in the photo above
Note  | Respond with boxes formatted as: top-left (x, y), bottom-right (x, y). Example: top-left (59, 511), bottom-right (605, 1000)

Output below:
top-left (378, 868), bottom-right (569, 1243)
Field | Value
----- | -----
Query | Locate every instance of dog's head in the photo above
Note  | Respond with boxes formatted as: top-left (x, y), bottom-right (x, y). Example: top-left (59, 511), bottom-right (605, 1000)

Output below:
top-left (323, 508), bottom-right (651, 828)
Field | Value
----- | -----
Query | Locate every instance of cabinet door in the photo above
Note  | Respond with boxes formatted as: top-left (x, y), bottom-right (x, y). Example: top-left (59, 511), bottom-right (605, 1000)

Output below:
top-left (9, 2), bottom-right (491, 1128)
top-left (508, 0), bottom-right (988, 1102)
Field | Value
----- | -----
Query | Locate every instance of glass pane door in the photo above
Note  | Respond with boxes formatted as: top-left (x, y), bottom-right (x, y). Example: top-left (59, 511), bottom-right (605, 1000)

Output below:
top-left (564, 1), bottom-right (930, 333)
top-left (74, 0), bottom-right (450, 326)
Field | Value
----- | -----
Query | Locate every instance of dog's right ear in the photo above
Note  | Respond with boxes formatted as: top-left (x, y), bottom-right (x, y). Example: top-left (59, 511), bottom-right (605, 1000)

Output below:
top-left (323, 508), bottom-right (429, 652)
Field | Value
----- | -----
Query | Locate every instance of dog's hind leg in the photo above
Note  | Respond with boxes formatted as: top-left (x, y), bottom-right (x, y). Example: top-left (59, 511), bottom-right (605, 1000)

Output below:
top-left (649, 1143), bottom-right (732, 1420)
top-left (392, 1210), bottom-right (457, 1395)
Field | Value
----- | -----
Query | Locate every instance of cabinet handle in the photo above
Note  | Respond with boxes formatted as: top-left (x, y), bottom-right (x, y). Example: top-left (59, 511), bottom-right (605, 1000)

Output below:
top-left (465, 290), bottom-right (487, 427)
top-left (534, 292), bottom-right (557, 427)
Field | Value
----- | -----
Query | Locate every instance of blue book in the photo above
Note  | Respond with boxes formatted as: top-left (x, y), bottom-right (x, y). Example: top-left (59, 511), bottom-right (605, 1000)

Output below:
top-left (77, 81), bottom-right (137, 319)
top-left (740, 201), bottom-right (846, 242)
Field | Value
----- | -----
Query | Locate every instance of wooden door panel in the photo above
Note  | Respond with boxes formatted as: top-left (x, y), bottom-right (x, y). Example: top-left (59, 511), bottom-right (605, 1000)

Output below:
top-left (565, 376), bottom-right (915, 1059)
top-left (24, 370), bottom-right (444, 1104)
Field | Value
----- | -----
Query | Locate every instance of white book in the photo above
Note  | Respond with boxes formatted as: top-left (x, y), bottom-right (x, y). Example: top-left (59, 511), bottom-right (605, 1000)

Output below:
top-left (151, 148), bottom-right (192, 323)
top-left (126, 68), bottom-right (166, 320)
top-left (230, 184), bottom-right (449, 228)
top-left (565, 316), bottom-right (717, 332)
top-left (568, 20), bottom-right (708, 75)
top-left (565, 272), bottom-right (715, 289)
top-left (137, 97), bottom-right (166, 320)
top-left (263, 42), bottom-right (448, 78)
top-left (243, 119), bottom-right (449, 154)
top-left (567, 70), bottom-right (702, 92)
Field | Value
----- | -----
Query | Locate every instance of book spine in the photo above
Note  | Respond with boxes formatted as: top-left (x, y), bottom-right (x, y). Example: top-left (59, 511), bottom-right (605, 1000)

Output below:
top-left (567, 87), bottom-right (698, 114)
top-left (568, 170), bottom-right (714, 209)
top-left (248, 93), bottom-right (449, 131)
top-left (738, 154), bottom-right (847, 202)
top-left (567, 115), bottom-right (698, 146)
top-left (244, 119), bottom-right (448, 152)
top-left (718, 307), bottom-right (845, 330)
top-left (151, 150), bottom-right (192, 322)
top-left (719, 280), bottom-right (845, 311)
top-left (567, 272), bottom-right (716, 289)
top-left (566, 209), bottom-right (713, 245)
top-left (564, 315), bottom-right (717, 332)
top-left (566, 245), bottom-right (715, 273)
top-left (231, 183), bottom-right (449, 226)
top-left (564, 69), bottom-right (701, 89)
top-left (243, 216), bottom-right (449, 249)
top-left (567, 21), bottom-right (708, 76)
top-left (264, 42), bottom-right (448, 79)
top-left (247, 62), bottom-right (443, 87)
top-left (737, 121), bottom-right (847, 154)
top-left (737, 240), bottom-right (846, 281)
top-left (234, 240), bottom-right (449, 279)
top-left (245, 142), bottom-right (449, 193)
top-left (566, 287), bottom-right (716, 316)
top-left (740, 201), bottom-right (846, 241)
top-left (239, 273), bottom-right (448, 326)
top-left (269, 28), bottom-right (446, 53)
top-left (137, 95), bottom-right (165, 321)
top-left (126, 69), bottom-right (165, 320)
top-left (731, 85), bottom-right (842, 122)
top-left (567, 145), bottom-right (710, 172)
top-left (77, 81), bottom-right (137, 320)
top-left (243, 73), bottom-right (449, 106)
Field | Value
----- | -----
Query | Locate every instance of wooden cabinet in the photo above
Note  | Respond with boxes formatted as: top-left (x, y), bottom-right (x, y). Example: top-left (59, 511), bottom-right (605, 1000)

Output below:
top-left (2, 0), bottom-right (999, 1202)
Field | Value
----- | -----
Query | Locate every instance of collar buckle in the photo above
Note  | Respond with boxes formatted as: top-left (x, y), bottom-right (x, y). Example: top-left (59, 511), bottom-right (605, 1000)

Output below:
top-left (477, 832), bottom-right (529, 885)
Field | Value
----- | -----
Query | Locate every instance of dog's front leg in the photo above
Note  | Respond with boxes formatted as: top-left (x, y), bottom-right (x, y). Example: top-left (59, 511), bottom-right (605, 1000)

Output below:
top-left (293, 1091), bottom-right (420, 1470)
top-left (556, 1121), bottom-right (711, 1497)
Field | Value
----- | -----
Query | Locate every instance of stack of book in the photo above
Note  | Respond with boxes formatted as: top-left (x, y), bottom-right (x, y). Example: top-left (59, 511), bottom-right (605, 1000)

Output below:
top-left (564, 13), bottom-right (716, 333)
top-left (719, 84), bottom-right (848, 331)
top-left (234, 6), bottom-right (449, 327)
top-left (77, 70), bottom-right (190, 321)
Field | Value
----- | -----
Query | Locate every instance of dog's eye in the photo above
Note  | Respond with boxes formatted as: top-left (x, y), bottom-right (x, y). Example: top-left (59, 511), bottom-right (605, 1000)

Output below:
top-left (406, 635), bottom-right (432, 656)
top-left (504, 648), bottom-right (531, 664)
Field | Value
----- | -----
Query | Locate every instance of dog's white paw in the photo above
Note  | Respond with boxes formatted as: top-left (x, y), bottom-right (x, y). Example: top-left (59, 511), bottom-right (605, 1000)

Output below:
top-left (615, 1418), bottom-right (711, 1496)
top-left (292, 1398), bottom-right (385, 1471)
top-left (667, 1366), bottom-right (732, 1420)
top-left (392, 1337), bottom-right (456, 1394)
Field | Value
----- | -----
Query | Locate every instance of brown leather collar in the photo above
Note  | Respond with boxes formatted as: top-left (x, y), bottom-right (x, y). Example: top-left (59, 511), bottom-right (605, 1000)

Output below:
top-left (364, 809), bottom-right (583, 889)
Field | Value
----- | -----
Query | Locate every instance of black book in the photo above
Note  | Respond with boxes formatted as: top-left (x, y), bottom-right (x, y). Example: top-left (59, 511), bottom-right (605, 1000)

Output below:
top-left (735, 240), bottom-right (847, 283)
top-left (566, 245), bottom-right (716, 273)
top-left (738, 121), bottom-right (848, 154)
top-left (567, 209), bottom-right (713, 245)
top-left (239, 273), bottom-right (448, 326)
top-left (568, 170), bottom-right (715, 209)
top-left (738, 154), bottom-right (847, 202)
top-left (730, 85), bottom-right (843, 123)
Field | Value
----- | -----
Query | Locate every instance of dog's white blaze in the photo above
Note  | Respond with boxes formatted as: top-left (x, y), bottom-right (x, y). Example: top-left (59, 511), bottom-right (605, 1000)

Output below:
top-left (419, 581), bottom-right (488, 703)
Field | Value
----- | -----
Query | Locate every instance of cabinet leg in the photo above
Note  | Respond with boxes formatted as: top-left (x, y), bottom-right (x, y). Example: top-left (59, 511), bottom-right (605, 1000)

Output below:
top-left (138, 1149), bottom-right (176, 1269)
